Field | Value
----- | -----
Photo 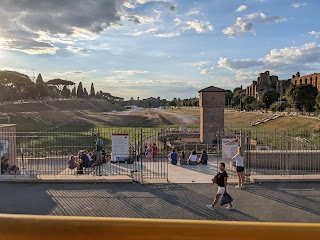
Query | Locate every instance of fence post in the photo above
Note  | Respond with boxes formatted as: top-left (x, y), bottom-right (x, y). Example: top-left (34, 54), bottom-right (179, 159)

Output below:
top-left (140, 128), bottom-right (143, 183)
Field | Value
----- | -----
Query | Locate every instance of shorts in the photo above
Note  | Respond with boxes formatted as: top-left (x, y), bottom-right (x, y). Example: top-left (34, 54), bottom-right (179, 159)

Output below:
top-left (217, 186), bottom-right (228, 195)
top-left (236, 166), bottom-right (245, 172)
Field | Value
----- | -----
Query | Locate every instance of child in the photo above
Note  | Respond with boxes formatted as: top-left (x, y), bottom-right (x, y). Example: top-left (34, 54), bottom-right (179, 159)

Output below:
top-left (207, 162), bottom-right (234, 210)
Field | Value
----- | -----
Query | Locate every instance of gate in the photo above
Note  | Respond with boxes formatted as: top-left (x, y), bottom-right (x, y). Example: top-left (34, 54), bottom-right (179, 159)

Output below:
top-left (0, 128), bottom-right (169, 182)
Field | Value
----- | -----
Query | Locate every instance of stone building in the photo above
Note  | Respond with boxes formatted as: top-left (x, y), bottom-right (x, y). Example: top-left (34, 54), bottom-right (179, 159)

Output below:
top-left (199, 86), bottom-right (225, 143)
top-left (246, 71), bottom-right (291, 99)
top-left (291, 72), bottom-right (320, 90)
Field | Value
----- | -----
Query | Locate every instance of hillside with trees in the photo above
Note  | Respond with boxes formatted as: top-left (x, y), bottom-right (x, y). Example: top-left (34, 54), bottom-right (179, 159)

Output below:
top-left (0, 70), bottom-right (124, 104)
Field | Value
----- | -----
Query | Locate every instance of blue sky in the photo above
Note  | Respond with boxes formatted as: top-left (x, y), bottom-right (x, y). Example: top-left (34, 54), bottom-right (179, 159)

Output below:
top-left (0, 0), bottom-right (320, 100)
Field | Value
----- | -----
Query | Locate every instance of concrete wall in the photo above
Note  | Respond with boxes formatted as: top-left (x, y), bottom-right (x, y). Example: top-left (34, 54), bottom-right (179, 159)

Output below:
top-left (247, 151), bottom-right (320, 170)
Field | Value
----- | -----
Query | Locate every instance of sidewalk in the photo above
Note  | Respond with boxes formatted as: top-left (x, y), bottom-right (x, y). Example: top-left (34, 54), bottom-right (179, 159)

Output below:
top-left (251, 174), bottom-right (320, 183)
top-left (0, 175), bottom-right (133, 183)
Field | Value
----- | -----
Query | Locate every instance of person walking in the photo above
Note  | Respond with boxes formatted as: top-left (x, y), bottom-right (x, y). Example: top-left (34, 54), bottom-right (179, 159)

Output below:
top-left (207, 162), bottom-right (234, 210)
top-left (146, 144), bottom-right (153, 161)
top-left (232, 146), bottom-right (245, 189)
top-left (152, 143), bottom-right (158, 161)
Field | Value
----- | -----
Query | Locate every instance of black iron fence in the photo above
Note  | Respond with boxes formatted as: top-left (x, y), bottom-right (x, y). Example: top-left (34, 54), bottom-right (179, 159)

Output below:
top-left (217, 129), bottom-right (320, 178)
top-left (0, 127), bottom-right (169, 182)
top-left (1, 127), bottom-right (320, 181)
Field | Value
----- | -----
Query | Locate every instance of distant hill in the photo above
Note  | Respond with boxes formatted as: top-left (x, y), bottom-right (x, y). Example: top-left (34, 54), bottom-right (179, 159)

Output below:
top-left (0, 99), bottom-right (124, 113)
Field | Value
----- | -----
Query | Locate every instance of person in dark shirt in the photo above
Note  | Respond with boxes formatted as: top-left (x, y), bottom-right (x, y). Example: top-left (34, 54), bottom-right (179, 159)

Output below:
top-left (168, 148), bottom-right (178, 165)
top-left (207, 162), bottom-right (234, 210)
top-left (199, 149), bottom-right (208, 165)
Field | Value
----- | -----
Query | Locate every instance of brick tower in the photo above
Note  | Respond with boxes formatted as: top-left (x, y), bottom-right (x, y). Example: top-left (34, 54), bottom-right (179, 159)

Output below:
top-left (199, 86), bottom-right (226, 143)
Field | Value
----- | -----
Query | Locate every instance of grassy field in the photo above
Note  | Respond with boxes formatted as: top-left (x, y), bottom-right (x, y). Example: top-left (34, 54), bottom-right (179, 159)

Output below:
top-left (3, 102), bottom-right (320, 151)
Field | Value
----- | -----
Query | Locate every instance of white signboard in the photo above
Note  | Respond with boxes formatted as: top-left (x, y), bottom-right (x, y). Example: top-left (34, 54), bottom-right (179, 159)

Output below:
top-left (112, 134), bottom-right (129, 160)
top-left (222, 138), bottom-right (240, 161)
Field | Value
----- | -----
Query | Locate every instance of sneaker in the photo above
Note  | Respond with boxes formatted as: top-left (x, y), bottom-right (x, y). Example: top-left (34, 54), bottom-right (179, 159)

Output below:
top-left (235, 185), bottom-right (240, 189)
top-left (226, 206), bottom-right (234, 210)
top-left (207, 205), bottom-right (214, 210)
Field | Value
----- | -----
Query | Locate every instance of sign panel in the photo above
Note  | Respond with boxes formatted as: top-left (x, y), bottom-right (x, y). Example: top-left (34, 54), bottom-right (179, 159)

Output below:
top-left (222, 138), bottom-right (240, 161)
top-left (111, 134), bottom-right (129, 162)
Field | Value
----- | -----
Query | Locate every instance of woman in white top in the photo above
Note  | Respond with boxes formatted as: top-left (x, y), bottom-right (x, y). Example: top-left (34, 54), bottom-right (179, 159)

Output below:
top-left (188, 150), bottom-right (198, 165)
top-left (232, 146), bottom-right (245, 189)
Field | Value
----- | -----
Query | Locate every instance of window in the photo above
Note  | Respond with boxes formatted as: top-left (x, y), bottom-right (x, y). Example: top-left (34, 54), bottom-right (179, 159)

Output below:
top-left (305, 78), bottom-right (307, 84)
top-left (310, 77), bottom-right (313, 85)
top-left (300, 79), bottom-right (302, 84)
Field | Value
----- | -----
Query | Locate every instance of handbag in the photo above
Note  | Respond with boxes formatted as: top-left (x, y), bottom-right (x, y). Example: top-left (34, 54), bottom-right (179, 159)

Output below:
top-left (220, 192), bottom-right (233, 206)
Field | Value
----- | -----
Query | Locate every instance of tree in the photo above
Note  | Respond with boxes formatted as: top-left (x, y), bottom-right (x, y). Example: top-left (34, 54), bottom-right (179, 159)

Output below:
top-left (242, 95), bottom-right (256, 111)
top-left (286, 84), bottom-right (318, 112)
top-left (35, 73), bottom-right (47, 98)
top-left (259, 89), bottom-right (280, 109)
top-left (225, 90), bottom-right (233, 106)
top-left (90, 83), bottom-right (95, 97)
top-left (61, 86), bottom-right (71, 98)
top-left (232, 87), bottom-right (245, 108)
top-left (77, 82), bottom-right (84, 98)
top-left (71, 85), bottom-right (76, 98)
top-left (0, 70), bottom-right (36, 102)
top-left (167, 100), bottom-right (177, 107)
top-left (316, 93), bottom-right (320, 110)
top-left (83, 87), bottom-right (89, 98)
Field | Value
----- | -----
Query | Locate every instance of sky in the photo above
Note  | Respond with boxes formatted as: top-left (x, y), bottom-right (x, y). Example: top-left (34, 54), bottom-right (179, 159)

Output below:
top-left (0, 0), bottom-right (320, 100)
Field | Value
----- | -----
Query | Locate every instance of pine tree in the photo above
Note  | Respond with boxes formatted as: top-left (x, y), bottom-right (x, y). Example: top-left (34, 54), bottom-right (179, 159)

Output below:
top-left (71, 85), bottom-right (76, 98)
top-left (77, 82), bottom-right (84, 98)
top-left (90, 83), bottom-right (95, 97)
top-left (35, 73), bottom-right (47, 97)
top-left (83, 87), bottom-right (89, 98)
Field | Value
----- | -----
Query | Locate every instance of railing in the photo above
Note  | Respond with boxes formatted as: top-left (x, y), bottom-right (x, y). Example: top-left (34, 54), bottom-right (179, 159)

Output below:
top-left (0, 127), bottom-right (169, 181)
top-left (0, 214), bottom-right (319, 240)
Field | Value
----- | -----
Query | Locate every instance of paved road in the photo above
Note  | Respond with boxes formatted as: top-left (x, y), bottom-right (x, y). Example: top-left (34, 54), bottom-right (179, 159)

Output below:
top-left (0, 182), bottom-right (319, 223)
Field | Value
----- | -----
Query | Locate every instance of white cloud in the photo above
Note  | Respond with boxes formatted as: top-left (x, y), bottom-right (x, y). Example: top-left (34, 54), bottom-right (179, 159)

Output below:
top-left (128, 28), bottom-right (158, 36)
top-left (218, 42), bottom-right (320, 81)
top-left (265, 42), bottom-right (320, 65)
top-left (183, 20), bottom-right (214, 33)
top-left (155, 32), bottom-right (181, 37)
top-left (223, 12), bottom-right (286, 37)
top-left (291, 2), bottom-right (307, 8)
top-left (199, 67), bottom-right (214, 75)
top-left (186, 8), bottom-right (201, 16)
top-left (223, 17), bottom-right (254, 37)
top-left (65, 46), bottom-right (90, 54)
top-left (0, 0), bottom-right (122, 55)
top-left (218, 57), bottom-right (265, 71)
top-left (259, 13), bottom-right (286, 23)
top-left (192, 61), bottom-right (211, 67)
top-left (126, 14), bottom-right (160, 24)
top-left (309, 31), bottom-right (320, 38)
top-left (174, 18), bottom-right (213, 33)
top-left (236, 5), bottom-right (247, 13)
top-left (113, 70), bottom-right (149, 75)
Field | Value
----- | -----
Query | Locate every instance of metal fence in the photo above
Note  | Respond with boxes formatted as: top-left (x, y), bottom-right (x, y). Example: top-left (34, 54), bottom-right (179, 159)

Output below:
top-left (0, 128), bottom-right (169, 182)
top-left (217, 129), bottom-right (320, 178)
top-left (1, 127), bottom-right (320, 181)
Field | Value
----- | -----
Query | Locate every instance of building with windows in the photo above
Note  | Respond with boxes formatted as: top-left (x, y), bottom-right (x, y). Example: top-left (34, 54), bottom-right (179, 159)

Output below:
top-left (291, 72), bottom-right (320, 90)
top-left (246, 71), bottom-right (291, 99)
